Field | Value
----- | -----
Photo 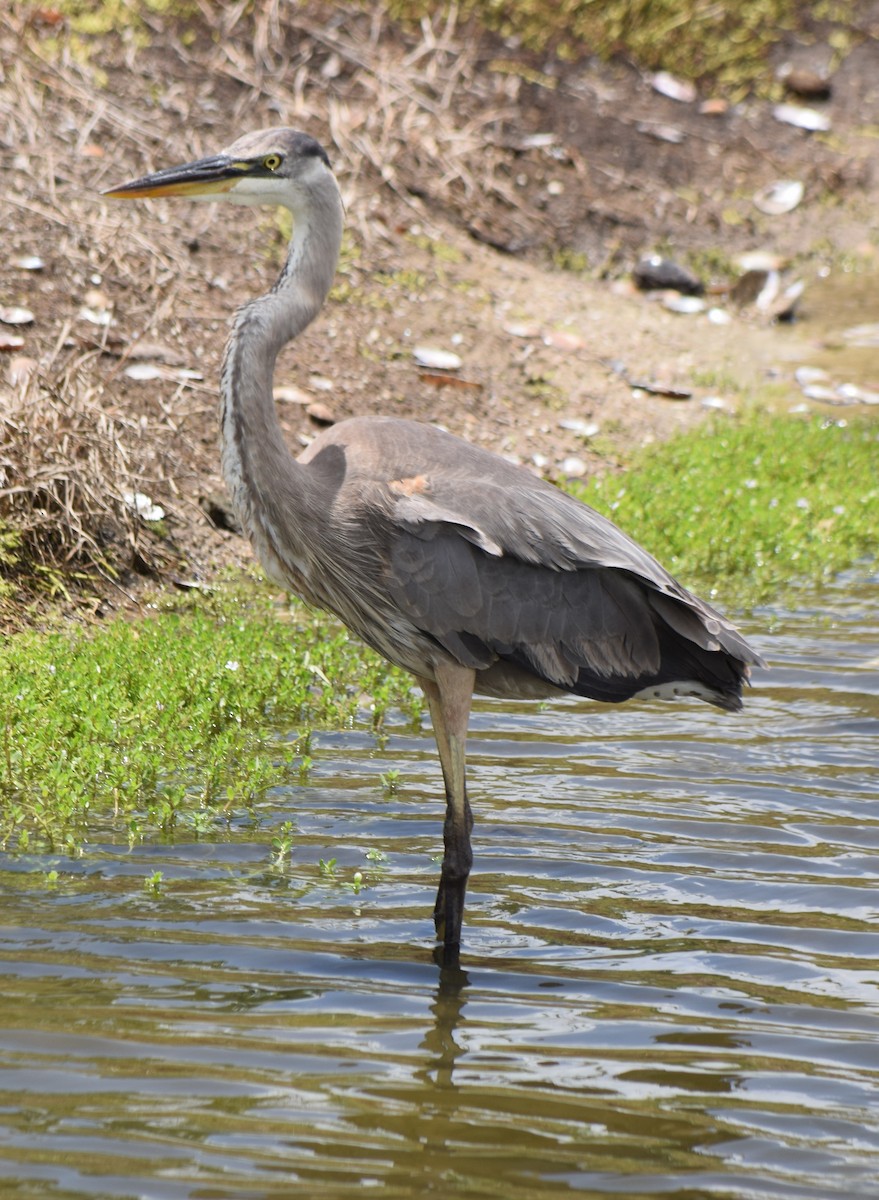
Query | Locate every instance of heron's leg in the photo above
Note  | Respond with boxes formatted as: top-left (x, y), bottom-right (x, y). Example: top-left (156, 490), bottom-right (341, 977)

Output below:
top-left (418, 662), bottom-right (475, 963)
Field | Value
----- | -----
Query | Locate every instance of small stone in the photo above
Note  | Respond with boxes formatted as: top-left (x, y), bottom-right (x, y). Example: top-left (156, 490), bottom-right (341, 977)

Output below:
top-left (8, 355), bottom-right (38, 385)
top-left (128, 339), bottom-right (185, 364)
top-left (84, 287), bottom-right (110, 310)
top-left (778, 65), bottom-right (832, 100)
top-left (730, 269), bottom-right (777, 309)
top-left (699, 98), bottom-right (729, 117)
top-left (633, 256), bottom-right (703, 295)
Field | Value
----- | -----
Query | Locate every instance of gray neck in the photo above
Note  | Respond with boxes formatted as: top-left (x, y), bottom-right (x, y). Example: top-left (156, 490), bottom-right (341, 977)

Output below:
top-left (218, 172), bottom-right (344, 549)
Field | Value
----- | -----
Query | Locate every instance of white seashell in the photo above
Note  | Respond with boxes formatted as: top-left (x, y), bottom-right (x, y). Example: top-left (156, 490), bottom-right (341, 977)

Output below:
top-left (520, 133), bottom-right (556, 149)
top-left (753, 270), bottom-right (781, 311)
top-left (0, 305), bottom-right (34, 325)
top-left (707, 307), bottom-right (731, 325)
top-left (13, 255), bottom-right (45, 271)
top-left (124, 363), bottom-right (203, 383)
top-left (559, 419), bottom-right (600, 438)
top-left (841, 323), bottom-right (879, 346)
top-left (273, 385), bottom-right (312, 404)
top-left (414, 346), bottom-right (463, 370)
top-left (802, 385), bottom-right (839, 402)
top-left (753, 179), bottom-right (804, 215)
top-left (559, 456), bottom-right (587, 478)
top-left (662, 294), bottom-right (705, 314)
top-left (503, 321), bottom-right (541, 338)
top-left (773, 104), bottom-right (831, 132)
top-left (795, 366), bottom-right (830, 387)
top-left (308, 374), bottom-right (334, 391)
top-left (651, 71), bottom-right (697, 103)
top-left (124, 363), bottom-right (163, 381)
top-left (79, 306), bottom-right (113, 327)
top-left (836, 383), bottom-right (879, 405)
top-left (123, 491), bottom-right (165, 522)
top-left (735, 251), bottom-right (785, 273)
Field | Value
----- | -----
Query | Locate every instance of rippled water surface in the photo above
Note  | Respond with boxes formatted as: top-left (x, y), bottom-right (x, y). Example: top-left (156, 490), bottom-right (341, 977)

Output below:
top-left (2, 577), bottom-right (878, 1199)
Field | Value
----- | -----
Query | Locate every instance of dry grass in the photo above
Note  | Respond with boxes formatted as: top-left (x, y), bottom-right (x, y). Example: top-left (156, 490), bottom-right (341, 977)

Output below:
top-left (0, 1), bottom-right (543, 609)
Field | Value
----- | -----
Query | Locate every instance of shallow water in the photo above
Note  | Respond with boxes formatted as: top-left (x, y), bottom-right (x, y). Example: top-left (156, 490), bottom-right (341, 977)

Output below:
top-left (791, 271), bottom-right (879, 393)
top-left (1, 575), bottom-right (878, 1199)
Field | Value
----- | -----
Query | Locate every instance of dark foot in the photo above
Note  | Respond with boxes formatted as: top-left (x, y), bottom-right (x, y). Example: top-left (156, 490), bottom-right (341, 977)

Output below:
top-left (434, 873), bottom-right (466, 956)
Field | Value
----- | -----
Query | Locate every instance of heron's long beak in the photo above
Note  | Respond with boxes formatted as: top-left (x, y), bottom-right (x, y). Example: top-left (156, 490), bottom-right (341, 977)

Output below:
top-left (103, 153), bottom-right (248, 200)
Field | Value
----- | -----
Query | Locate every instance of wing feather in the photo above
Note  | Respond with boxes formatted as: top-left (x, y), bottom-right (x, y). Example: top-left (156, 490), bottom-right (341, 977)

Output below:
top-left (316, 417), bottom-right (762, 703)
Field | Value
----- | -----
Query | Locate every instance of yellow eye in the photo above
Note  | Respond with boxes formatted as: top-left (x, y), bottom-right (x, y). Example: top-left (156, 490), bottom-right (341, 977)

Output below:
top-left (263, 154), bottom-right (282, 171)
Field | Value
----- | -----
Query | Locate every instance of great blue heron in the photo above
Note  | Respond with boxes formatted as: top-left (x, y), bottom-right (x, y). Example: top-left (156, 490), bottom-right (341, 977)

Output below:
top-left (106, 128), bottom-right (764, 963)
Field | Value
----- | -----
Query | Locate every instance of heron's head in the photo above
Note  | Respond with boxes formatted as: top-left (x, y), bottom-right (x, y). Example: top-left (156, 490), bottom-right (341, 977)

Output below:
top-left (103, 127), bottom-right (334, 211)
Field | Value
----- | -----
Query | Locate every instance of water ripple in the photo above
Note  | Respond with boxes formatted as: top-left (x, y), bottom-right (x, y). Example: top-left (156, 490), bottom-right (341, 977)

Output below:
top-left (0, 580), bottom-right (877, 1198)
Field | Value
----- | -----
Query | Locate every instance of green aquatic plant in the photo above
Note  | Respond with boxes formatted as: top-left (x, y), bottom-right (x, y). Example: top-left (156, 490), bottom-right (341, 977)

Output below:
top-left (0, 584), bottom-right (415, 852)
top-left (270, 820), bottom-right (296, 869)
top-left (569, 409), bottom-right (878, 604)
top-left (143, 869), bottom-right (164, 895)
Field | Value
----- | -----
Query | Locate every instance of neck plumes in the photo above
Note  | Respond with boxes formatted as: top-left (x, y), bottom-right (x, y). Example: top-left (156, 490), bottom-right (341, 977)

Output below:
top-left (218, 171), bottom-right (344, 568)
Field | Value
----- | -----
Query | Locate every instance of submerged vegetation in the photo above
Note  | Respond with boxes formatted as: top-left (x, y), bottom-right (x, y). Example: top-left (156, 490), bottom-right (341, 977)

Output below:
top-left (2, 409), bottom-right (875, 854)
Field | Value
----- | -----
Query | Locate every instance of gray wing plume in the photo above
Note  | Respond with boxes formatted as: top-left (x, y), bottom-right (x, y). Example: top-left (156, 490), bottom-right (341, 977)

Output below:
top-left (310, 416), bottom-right (762, 708)
top-left (371, 436), bottom-right (762, 708)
